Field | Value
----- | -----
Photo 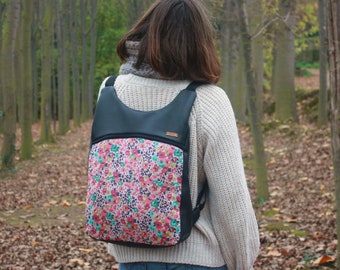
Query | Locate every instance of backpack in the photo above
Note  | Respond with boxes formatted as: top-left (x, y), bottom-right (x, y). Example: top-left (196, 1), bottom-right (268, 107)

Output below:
top-left (86, 76), bottom-right (207, 247)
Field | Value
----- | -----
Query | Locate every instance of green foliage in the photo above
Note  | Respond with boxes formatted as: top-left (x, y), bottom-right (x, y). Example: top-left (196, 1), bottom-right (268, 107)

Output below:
top-left (94, 1), bottom-right (154, 96)
top-left (261, 0), bottom-right (319, 91)
top-left (295, 0), bottom-right (319, 60)
top-left (263, 209), bottom-right (279, 217)
top-left (291, 229), bottom-right (308, 238)
top-left (95, 0), bottom-right (129, 92)
top-left (296, 61), bottom-right (319, 70)
top-left (266, 221), bottom-right (293, 231)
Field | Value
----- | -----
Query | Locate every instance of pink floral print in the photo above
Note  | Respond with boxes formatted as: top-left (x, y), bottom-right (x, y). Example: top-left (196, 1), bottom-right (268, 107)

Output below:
top-left (86, 138), bottom-right (183, 246)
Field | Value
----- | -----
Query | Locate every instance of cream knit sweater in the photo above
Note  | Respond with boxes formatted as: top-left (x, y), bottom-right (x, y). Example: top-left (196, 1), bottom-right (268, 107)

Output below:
top-left (99, 74), bottom-right (260, 270)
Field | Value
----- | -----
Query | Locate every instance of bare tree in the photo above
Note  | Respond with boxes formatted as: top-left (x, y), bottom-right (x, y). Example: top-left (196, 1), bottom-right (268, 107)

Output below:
top-left (19, 0), bottom-right (34, 159)
top-left (88, 0), bottom-right (97, 117)
top-left (318, 0), bottom-right (328, 127)
top-left (0, 0), bottom-right (6, 133)
top-left (272, 0), bottom-right (298, 122)
top-left (1, 0), bottom-right (21, 169)
top-left (236, 0), bottom-right (269, 201)
top-left (40, 0), bottom-right (54, 142)
top-left (327, 0), bottom-right (340, 267)
top-left (220, 0), bottom-right (247, 122)
top-left (62, 0), bottom-right (71, 132)
top-left (248, 0), bottom-right (264, 118)
top-left (70, 0), bottom-right (81, 127)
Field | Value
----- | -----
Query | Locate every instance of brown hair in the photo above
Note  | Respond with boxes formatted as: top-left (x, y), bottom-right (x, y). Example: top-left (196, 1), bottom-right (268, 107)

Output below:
top-left (116, 0), bottom-right (221, 84)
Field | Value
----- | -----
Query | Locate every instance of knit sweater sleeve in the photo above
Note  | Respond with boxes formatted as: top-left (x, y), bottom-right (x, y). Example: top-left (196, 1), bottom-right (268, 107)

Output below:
top-left (198, 86), bottom-right (260, 270)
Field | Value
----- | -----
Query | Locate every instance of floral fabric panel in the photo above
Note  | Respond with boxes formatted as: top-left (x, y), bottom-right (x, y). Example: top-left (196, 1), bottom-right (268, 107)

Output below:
top-left (86, 138), bottom-right (183, 246)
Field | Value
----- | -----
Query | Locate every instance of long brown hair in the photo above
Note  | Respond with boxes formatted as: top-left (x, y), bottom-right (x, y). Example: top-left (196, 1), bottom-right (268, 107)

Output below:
top-left (116, 0), bottom-right (221, 84)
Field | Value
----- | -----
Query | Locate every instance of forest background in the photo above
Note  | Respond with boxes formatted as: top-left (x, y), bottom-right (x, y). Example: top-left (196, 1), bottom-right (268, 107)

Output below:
top-left (1, 0), bottom-right (340, 269)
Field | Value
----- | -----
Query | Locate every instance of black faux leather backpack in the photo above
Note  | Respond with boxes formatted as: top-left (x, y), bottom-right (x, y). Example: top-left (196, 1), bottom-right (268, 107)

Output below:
top-left (86, 76), bottom-right (207, 247)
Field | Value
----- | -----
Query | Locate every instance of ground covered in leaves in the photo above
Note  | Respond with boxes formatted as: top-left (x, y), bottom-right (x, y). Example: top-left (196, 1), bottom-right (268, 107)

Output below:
top-left (0, 72), bottom-right (336, 270)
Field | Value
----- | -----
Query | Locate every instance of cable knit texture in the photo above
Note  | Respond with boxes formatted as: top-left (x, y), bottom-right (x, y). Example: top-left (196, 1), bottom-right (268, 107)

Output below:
top-left (98, 73), bottom-right (260, 270)
top-left (119, 41), bottom-right (166, 79)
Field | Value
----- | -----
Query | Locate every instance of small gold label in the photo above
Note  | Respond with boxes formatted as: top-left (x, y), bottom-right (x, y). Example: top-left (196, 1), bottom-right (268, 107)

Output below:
top-left (166, 131), bottom-right (179, 138)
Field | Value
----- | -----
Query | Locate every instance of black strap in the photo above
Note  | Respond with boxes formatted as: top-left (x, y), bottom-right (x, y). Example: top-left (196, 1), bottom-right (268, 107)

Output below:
top-left (186, 81), bottom-right (205, 92)
top-left (105, 75), bottom-right (117, 87)
top-left (192, 181), bottom-right (208, 224)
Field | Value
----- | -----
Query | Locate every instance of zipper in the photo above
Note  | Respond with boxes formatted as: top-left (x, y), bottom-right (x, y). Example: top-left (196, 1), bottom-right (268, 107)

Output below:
top-left (91, 133), bottom-right (188, 150)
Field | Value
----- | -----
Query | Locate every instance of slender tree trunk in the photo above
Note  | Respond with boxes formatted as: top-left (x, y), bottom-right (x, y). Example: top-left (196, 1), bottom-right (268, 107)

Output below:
top-left (1, 0), bottom-right (21, 169)
top-left (222, 0), bottom-right (246, 122)
top-left (70, 0), bottom-right (81, 127)
top-left (16, 2), bottom-right (24, 138)
top-left (318, 0), bottom-right (328, 127)
top-left (19, 0), bottom-right (34, 159)
top-left (32, 0), bottom-right (39, 123)
top-left (327, 0), bottom-right (340, 267)
top-left (270, 29), bottom-right (278, 97)
top-left (248, 0), bottom-right (264, 119)
top-left (127, 0), bottom-right (144, 27)
top-left (56, 0), bottom-right (65, 134)
top-left (236, 0), bottom-right (269, 202)
top-left (40, 0), bottom-right (54, 143)
top-left (62, 0), bottom-right (70, 132)
top-left (235, 44), bottom-right (247, 122)
top-left (0, 0), bottom-right (6, 133)
top-left (80, 0), bottom-right (89, 122)
top-left (226, 0), bottom-right (235, 93)
top-left (220, 0), bottom-right (230, 93)
top-left (52, 29), bottom-right (57, 136)
top-left (88, 0), bottom-right (97, 117)
top-left (272, 0), bottom-right (298, 122)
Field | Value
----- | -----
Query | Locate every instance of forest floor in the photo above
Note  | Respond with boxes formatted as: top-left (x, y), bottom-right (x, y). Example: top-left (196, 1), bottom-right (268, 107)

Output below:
top-left (0, 70), bottom-right (336, 269)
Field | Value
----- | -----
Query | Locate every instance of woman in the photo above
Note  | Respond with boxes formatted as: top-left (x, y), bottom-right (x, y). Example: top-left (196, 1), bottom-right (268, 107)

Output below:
top-left (99, 0), bottom-right (260, 269)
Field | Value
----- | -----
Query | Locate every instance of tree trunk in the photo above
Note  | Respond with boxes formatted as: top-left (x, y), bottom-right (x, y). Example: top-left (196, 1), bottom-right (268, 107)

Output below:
top-left (327, 0), bottom-right (340, 267)
top-left (318, 0), bottom-right (328, 127)
top-left (40, 0), bottom-right (54, 143)
top-left (220, 0), bottom-right (230, 93)
top-left (0, 0), bottom-right (6, 133)
top-left (70, 0), bottom-right (81, 127)
top-left (31, 0), bottom-right (40, 123)
top-left (272, 0), bottom-right (298, 122)
top-left (128, 0), bottom-right (144, 28)
top-left (55, 0), bottom-right (65, 134)
top-left (19, 0), bottom-right (34, 160)
top-left (80, 0), bottom-right (89, 122)
top-left (62, 0), bottom-right (70, 132)
top-left (236, 0), bottom-right (269, 201)
top-left (221, 0), bottom-right (246, 122)
top-left (16, 1), bottom-right (25, 141)
top-left (1, 0), bottom-right (21, 169)
top-left (235, 44), bottom-right (247, 122)
top-left (248, 0), bottom-right (264, 119)
top-left (88, 0), bottom-right (97, 117)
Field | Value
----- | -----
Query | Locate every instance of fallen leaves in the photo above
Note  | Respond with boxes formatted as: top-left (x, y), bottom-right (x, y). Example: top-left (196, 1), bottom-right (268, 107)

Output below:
top-left (0, 115), bottom-right (336, 269)
top-left (62, 200), bottom-right (71, 207)
top-left (312, 255), bottom-right (336, 267)
top-left (241, 120), bottom-right (335, 269)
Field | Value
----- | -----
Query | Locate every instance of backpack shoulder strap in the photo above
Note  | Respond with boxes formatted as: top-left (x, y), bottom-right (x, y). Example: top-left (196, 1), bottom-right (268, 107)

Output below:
top-left (105, 76), bottom-right (117, 87)
top-left (185, 81), bottom-right (206, 92)
top-left (192, 181), bottom-right (208, 223)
